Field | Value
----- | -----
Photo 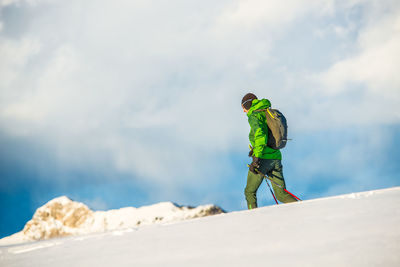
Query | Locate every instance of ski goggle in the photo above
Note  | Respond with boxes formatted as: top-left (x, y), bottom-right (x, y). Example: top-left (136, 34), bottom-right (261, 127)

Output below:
top-left (241, 98), bottom-right (254, 107)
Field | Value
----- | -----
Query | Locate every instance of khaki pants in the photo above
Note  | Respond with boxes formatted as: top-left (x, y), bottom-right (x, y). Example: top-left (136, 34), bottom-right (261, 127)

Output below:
top-left (244, 159), bottom-right (297, 209)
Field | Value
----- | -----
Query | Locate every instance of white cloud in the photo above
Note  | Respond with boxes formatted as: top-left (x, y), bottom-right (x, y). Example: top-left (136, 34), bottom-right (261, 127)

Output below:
top-left (319, 10), bottom-right (400, 93)
top-left (0, 37), bottom-right (41, 95)
top-left (0, 0), bottom-right (55, 7)
top-left (311, 2), bottom-right (400, 127)
top-left (1, 0), bottom-right (18, 6)
top-left (217, 0), bottom-right (334, 29)
top-left (0, 0), bottom-right (399, 191)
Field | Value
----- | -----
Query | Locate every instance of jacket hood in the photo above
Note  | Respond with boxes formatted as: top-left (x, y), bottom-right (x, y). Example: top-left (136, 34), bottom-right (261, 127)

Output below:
top-left (247, 99), bottom-right (271, 116)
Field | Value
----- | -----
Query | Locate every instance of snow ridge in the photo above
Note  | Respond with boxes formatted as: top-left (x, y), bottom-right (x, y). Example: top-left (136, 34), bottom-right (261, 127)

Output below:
top-left (0, 197), bottom-right (224, 245)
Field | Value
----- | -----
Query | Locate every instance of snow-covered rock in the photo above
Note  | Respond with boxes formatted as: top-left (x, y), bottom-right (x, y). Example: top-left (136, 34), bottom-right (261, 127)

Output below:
top-left (0, 197), bottom-right (224, 245)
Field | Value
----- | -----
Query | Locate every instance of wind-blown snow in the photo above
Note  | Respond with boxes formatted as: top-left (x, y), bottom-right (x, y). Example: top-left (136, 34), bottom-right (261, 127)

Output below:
top-left (1, 187), bottom-right (399, 267)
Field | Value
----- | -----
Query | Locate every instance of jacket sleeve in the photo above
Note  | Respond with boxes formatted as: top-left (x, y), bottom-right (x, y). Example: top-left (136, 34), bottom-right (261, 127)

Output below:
top-left (248, 114), bottom-right (267, 158)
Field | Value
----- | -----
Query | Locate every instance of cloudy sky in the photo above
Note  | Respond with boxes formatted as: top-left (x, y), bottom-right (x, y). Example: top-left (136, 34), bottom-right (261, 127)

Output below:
top-left (1, 0), bottom-right (399, 238)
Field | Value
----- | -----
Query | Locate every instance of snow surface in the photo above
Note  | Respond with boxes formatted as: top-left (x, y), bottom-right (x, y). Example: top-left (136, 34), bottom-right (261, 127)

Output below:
top-left (1, 187), bottom-right (399, 267)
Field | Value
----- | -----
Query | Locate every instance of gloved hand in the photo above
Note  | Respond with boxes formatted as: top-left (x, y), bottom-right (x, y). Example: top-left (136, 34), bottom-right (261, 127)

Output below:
top-left (248, 146), bottom-right (253, 157)
top-left (249, 157), bottom-right (260, 174)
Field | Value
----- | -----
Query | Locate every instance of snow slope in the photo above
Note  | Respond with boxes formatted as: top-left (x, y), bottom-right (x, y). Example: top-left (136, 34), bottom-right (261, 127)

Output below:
top-left (1, 187), bottom-right (399, 267)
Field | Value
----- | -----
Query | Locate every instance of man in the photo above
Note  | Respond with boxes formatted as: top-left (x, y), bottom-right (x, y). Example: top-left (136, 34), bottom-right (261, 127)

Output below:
top-left (242, 93), bottom-right (297, 209)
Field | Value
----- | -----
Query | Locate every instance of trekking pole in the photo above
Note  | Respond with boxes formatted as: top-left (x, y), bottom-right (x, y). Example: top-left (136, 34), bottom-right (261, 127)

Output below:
top-left (247, 163), bottom-right (302, 201)
top-left (264, 175), bottom-right (302, 201)
top-left (265, 178), bottom-right (279, 205)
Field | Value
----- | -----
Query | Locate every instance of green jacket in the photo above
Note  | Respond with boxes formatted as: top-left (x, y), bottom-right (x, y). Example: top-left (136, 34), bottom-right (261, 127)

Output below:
top-left (247, 99), bottom-right (282, 160)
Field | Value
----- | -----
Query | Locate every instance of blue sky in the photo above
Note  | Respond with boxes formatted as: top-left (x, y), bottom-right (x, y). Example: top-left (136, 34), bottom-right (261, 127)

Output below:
top-left (1, 0), bottom-right (399, 238)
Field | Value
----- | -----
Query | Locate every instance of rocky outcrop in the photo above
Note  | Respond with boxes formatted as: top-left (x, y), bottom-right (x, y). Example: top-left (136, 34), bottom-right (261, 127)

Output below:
top-left (1, 196), bottom-right (225, 244)
top-left (22, 196), bottom-right (94, 240)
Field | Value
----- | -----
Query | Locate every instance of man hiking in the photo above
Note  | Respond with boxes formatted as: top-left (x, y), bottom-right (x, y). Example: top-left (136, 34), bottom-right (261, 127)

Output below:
top-left (242, 93), bottom-right (297, 209)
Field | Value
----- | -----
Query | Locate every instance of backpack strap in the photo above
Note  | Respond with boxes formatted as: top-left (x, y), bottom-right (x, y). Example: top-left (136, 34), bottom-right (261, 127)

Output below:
top-left (254, 108), bottom-right (276, 119)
